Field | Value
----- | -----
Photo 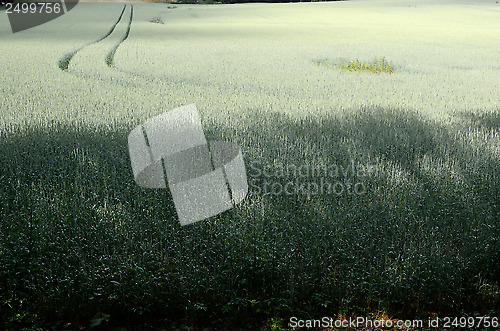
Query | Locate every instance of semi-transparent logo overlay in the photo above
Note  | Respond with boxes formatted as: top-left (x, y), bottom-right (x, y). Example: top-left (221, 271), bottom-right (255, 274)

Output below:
top-left (128, 104), bottom-right (248, 226)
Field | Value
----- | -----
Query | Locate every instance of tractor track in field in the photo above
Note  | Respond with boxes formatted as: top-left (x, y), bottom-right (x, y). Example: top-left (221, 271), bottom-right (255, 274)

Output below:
top-left (106, 5), bottom-right (134, 68)
top-left (58, 4), bottom-right (128, 71)
top-left (56, 5), bottom-right (275, 96)
top-left (55, 4), bottom-right (284, 97)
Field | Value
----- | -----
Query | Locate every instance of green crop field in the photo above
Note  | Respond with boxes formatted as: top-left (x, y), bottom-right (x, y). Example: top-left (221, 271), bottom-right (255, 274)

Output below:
top-left (0, 0), bottom-right (499, 329)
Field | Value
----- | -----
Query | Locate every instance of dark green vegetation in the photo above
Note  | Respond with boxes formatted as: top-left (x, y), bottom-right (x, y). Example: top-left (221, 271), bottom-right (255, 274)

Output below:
top-left (316, 57), bottom-right (395, 74)
top-left (1, 107), bottom-right (498, 329)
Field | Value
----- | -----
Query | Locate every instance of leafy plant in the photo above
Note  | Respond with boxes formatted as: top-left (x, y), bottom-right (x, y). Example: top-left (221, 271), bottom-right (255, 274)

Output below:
top-left (317, 57), bottom-right (395, 74)
top-left (89, 312), bottom-right (110, 327)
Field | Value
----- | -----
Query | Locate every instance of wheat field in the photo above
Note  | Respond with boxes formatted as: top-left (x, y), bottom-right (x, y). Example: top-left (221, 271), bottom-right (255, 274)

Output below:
top-left (0, 0), bottom-right (499, 328)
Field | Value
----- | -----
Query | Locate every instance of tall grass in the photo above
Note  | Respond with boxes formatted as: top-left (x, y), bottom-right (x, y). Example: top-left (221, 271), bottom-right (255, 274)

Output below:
top-left (1, 107), bottom-right (498, 328)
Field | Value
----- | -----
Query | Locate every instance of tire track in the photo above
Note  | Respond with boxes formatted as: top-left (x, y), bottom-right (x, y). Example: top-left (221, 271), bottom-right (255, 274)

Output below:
top-left (106, 5), bottom-right (134, 68)
top-left (58, 5), bottom-right (127, 71)
top-left (56, 5), bottom-right (181, 95)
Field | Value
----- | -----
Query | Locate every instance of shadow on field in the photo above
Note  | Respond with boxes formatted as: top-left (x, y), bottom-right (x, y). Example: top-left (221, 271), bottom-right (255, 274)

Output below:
top-left (205, 105), bottom-right (499, 319)
top-left (453, 110), bottom-right (500, 131)
top-left (0, 106), bottom-right (498, 327)
top-left (0, 122), bottom-right (182, 324)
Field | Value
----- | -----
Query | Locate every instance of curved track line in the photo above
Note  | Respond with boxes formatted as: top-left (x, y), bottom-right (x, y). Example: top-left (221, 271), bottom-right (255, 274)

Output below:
top-left (58, 5), bottom-right (127, 71)
top-left (106, 5), bottom-right (134, 68)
